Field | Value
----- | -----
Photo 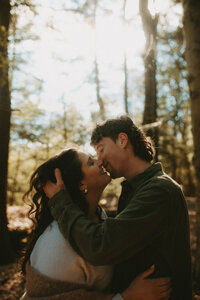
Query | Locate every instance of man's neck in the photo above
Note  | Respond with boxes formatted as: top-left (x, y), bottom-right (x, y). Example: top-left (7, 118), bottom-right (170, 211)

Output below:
top-left (124, 156), bottom-right (151, 180)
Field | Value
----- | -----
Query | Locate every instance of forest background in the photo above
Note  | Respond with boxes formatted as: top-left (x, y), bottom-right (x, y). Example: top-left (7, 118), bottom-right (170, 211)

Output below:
top-left (0, 0), bottom-right (200, 298)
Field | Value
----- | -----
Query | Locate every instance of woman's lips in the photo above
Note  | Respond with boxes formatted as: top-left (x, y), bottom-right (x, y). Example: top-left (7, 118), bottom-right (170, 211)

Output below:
top-left (101, 165), bottom-right (110, 176)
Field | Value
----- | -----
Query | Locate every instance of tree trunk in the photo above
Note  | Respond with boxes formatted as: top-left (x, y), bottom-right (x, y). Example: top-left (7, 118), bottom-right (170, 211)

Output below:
top-left (10, 150), bottom-right (21, 205)
top-left (139, 0), bottom-right (158, 159)
top-left (60, 95), bottom-right (67, 143)
top-left (0, 0), bottom-right (15, 264)
top-left (94, 55), bottom-right (105, 120)
top-left (182, 0), bottom-right (200, 284)
top-left (123, 0), bottom-right (129, 114)
top-left (93, 0), bottom-right (105, 121)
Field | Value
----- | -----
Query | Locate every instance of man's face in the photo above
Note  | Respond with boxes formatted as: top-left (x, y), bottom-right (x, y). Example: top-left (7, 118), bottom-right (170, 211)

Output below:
top-left (95, 136), bottom-right (125, 179)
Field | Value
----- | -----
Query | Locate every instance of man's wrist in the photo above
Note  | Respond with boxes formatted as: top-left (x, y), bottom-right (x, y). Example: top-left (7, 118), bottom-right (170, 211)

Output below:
top-left (48, 190), bottom-right (71, 209)
top-left (48, 189), bottom-right (72, 220)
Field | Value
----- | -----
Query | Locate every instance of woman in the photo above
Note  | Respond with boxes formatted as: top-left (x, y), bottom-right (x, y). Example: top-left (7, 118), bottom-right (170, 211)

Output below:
top-left (21, 148), bottom-right (171, 300)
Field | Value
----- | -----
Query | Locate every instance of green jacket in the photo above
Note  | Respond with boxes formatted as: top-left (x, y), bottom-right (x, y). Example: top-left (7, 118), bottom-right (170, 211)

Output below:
top-left (49, 162), bottom-right (192, 300)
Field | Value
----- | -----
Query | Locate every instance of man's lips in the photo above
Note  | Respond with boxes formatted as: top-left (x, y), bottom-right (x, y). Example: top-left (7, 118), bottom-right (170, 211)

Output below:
top-left (100, 165), bottom-right (107, 175)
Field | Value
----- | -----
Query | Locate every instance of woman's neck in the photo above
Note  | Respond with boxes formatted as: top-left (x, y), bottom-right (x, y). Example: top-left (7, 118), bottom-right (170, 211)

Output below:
top-left (86, 191), bottom-right (102, 223)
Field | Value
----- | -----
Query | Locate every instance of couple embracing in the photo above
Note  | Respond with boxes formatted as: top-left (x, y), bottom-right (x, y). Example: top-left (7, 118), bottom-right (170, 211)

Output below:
top-left (21, 116), bottom-right (192, 300)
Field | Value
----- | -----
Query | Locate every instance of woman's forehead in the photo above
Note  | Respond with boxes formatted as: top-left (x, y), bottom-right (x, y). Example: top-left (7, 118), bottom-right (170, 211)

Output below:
top-left (77, 151), bottom-right (89, 162)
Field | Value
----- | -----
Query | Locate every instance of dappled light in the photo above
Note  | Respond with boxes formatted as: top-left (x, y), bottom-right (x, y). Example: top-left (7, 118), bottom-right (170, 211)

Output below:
top-left (0, 0), bottom-right (200, 298)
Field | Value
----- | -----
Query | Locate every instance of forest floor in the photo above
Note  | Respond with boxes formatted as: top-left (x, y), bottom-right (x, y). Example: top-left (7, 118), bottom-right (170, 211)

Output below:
top-left (0, 198), bottom-right (200, 299)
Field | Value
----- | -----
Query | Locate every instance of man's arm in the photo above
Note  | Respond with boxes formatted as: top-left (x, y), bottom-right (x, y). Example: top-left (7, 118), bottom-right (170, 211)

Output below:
top-left (48, 178), bottom-right (169, 266)
top-left (22, 289), bottom-right (114, 300)
top-left (23, 266), bottom-right (171, 300)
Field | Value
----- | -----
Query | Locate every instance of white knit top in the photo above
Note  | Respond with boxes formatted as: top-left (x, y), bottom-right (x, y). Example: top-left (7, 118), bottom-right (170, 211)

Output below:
top-left (30, 217), bottom-right (113, 291)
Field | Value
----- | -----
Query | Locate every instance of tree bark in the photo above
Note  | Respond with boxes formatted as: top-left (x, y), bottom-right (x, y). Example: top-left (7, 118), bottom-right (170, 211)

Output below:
top-left (139, 0), bottom-right (158, 159)
top-left (182, 0), bottom-right (200, 284)
top-left (123, 0), bottom-right (129, 114)
top-left (0, 0), bottom-right (15, 264)
top-left (93, 0), bottom-right (105, 121)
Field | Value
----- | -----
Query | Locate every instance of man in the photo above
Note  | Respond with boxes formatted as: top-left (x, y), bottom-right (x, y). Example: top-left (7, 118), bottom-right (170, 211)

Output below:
top-left (46, 116), bottom-right (192, 300)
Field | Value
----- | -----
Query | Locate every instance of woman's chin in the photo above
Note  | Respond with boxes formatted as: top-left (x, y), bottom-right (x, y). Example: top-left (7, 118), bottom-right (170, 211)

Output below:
top-left (105, 175), bottom-right (111, 185)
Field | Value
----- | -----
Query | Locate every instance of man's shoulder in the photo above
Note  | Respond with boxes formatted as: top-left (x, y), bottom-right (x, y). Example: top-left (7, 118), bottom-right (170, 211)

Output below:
top-left (137, 170), bottom-right (182, 196)
top-left (146, 167), bottom-right (180, 186)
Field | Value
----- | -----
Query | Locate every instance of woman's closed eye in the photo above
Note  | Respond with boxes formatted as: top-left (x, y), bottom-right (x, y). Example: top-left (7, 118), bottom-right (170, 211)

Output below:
top-left (88, 157), bottom-right (95, 166)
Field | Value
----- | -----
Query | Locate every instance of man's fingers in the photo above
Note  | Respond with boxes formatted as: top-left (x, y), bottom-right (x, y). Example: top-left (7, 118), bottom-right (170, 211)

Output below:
top-left (43, 180), bottom-right (55, 198)
top-left (156, 277), bottom-right (171, 287)
top-left (159, 285), bottom-right (171, 294)
top-left (55, 168), bottom-right (62, 184)
top-left (54, 168), bottom-right (65, 189)
top-left (160, 287), bottom-right (172, 299)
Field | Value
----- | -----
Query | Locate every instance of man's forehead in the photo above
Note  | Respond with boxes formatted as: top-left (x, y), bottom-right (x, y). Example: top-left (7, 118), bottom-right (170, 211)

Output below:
top-left (95, 137), bottom-right (113, 149)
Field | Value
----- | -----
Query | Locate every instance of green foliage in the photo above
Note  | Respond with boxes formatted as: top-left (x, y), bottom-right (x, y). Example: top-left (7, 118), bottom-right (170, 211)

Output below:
top-left (7, 0), bottom-right (196, 206)
top-left (157, 25), bottom-right (195, 195)
top-left (8, 102), bottom-right (92, 205)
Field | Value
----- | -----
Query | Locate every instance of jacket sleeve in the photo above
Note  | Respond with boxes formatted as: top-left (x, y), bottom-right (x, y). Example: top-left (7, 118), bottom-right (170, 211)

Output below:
top-left (48, 183), bottom-right (170, 266)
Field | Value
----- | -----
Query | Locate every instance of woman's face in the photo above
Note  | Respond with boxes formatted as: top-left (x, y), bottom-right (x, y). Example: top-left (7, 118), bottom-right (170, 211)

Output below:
top-left (77, 151), bottom-right (111, 194)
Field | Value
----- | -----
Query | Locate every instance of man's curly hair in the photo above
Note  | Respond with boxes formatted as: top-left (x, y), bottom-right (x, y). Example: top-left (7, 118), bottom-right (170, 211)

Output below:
top-left (91, 115), bottom-right (155, 162)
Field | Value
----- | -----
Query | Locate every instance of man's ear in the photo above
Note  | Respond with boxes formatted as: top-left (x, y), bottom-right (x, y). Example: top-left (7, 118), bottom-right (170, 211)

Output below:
top-left (117, 133), bottom-right (128, 148)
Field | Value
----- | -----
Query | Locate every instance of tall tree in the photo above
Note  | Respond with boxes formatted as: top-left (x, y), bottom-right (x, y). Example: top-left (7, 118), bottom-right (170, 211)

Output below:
top-left (122, 0), bottom-right (129, 114)
top-left (157, 26), bottom-right (195, 195)
top-left (92, 0), bottom-right (105, 121)
top-left (0, 0), bottom-right (15, 264)
top-left (139, 0), bottom-right (158, 157)
top-left (182, 0), bottom-right (200, 284)
top-left (63, 0), bottom-right (106, 121)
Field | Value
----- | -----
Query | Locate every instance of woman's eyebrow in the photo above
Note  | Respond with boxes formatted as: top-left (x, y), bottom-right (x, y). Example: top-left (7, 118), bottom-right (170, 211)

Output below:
top-left (87, 156), bottom-right (92, 165)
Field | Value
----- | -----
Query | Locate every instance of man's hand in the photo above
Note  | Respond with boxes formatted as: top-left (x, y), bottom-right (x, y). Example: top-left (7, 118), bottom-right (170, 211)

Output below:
top-left (43, 168), bottom-right (66, 199)
top-left (121, 265), bottom-right (171, 300)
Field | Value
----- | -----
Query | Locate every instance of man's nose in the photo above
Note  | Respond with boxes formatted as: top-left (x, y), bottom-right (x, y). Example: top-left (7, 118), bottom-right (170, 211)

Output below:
top-left (97, 157), bottom-right (103, 167)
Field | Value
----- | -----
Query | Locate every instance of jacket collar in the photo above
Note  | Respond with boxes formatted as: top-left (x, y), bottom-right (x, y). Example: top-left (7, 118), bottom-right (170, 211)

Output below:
top-left (121, 162), bottom-right (163, 190)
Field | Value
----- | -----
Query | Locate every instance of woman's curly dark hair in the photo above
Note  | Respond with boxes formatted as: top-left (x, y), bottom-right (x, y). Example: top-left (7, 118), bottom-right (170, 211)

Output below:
top-left (21, 148), bottom-right (88, 274)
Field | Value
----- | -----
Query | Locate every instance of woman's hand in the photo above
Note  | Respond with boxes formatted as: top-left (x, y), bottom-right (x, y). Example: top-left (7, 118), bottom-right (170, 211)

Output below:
top-left (43, 168), bottom-right (65, 198)
top-left (121, 265), bottom-right (171, 300)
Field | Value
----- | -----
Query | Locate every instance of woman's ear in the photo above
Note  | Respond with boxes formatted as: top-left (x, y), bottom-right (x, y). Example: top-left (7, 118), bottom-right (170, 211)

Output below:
top-left (79, 182), bottom-right (84, 192)
top-left (79, 183), bottom-right (88, 195)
